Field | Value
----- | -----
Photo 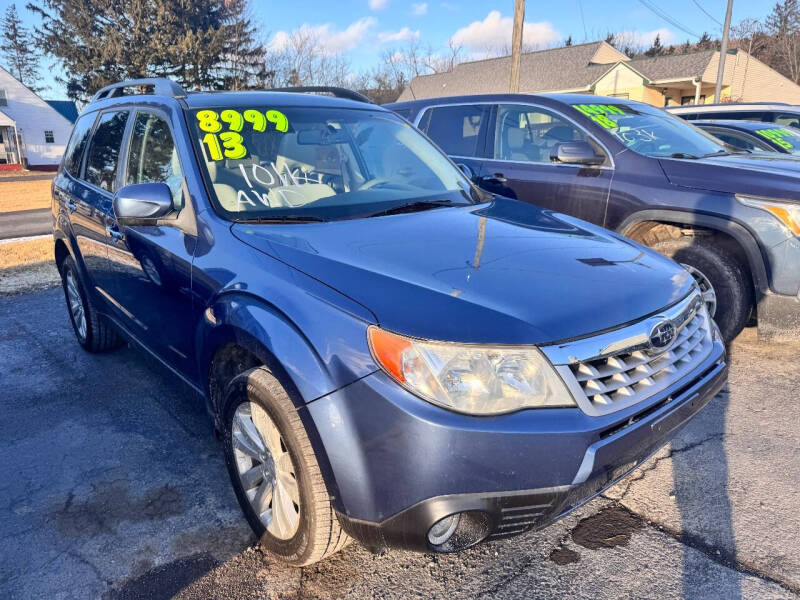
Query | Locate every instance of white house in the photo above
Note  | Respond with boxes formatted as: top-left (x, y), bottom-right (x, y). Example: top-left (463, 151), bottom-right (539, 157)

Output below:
top-left (0, 65), bottom-right (75, 170)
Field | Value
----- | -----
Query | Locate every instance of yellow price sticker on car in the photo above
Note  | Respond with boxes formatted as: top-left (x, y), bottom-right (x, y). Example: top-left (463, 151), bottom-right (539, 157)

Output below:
top-left (755, 128), bottom-right (798, 150)
top-left (196, 108), bottom-right (289, 161)
top-left (571, 103), bottom-right (627, 130)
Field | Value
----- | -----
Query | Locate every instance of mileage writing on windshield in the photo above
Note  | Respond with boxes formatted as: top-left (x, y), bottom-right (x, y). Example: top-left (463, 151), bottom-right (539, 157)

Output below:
top-left (196, 108), bottom-right (289, 161)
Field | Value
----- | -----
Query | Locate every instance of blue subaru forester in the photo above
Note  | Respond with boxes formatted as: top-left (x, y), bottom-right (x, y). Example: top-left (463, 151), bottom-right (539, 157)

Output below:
top-left (52, 79), bottom-right (727, 565)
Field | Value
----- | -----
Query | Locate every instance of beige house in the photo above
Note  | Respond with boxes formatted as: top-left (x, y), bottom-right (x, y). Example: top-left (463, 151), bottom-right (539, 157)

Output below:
top-left (397, 41), bottom-right (800, 107)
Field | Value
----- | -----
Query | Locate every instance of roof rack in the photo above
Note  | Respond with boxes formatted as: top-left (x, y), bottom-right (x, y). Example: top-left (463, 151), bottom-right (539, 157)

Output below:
top-left (267, 86), bottom-right (372, 104)
top-left (91, 78), bottom-right (187, 103)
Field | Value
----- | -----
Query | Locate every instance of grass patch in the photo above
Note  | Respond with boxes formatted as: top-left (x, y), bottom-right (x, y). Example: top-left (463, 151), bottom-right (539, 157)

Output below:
top-left (0, 237), bottom-right (59, 295)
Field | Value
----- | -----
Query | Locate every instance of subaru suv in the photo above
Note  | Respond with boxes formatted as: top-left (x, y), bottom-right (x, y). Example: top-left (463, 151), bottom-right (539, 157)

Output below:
top-left (53, 79), bottom-right (727, 565)
top-left (388, 94), bottom-right (800, 343)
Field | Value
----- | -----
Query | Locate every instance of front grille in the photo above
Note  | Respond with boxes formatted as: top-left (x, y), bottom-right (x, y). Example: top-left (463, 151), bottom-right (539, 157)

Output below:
top-left (571, 309), bottom-right (712, 410)
top-left (543, 292), bottom-right (715, 416)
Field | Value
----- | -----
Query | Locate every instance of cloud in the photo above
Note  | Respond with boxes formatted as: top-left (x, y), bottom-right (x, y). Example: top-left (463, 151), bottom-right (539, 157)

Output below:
top-left (378, 27), bottom-right (421, 43)
top-left (626, 28), bottom-right (676, 47)
top-left (450, 10), bottom-right (559, 52)
top-left (268, 17), bottom-right (377, 54)
top-left (369, 0), bottom-right (388, 10)
top-left (411, 2), bottom-right (428, 15)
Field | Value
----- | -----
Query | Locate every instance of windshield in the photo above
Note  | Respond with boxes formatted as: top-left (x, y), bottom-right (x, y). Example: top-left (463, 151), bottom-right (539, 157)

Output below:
top-left (571, 102), bottom-right (727, 158)
top-left (753, 126), bottom-right (800, 155)
top-left (188, 106), bottom-right (477, 221)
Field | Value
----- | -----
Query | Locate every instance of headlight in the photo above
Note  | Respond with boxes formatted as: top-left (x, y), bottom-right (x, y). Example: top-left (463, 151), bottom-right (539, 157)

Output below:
top-left (367, 326), bottom-right (575, 415)
top-left (736, 194), bottom-right (800, 236)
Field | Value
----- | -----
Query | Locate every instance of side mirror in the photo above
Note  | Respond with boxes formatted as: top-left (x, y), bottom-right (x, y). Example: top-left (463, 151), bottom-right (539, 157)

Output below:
top-left (113, 182), bottom-right (174, 224)
top-left (455, 162), bottom-right (474, 178)
top-left (550, 141), bottom-right (605, 166)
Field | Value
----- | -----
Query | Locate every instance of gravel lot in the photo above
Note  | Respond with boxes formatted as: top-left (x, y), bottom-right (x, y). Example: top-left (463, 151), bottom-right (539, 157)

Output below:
top-left (1, 288), bottom-right (799, 599)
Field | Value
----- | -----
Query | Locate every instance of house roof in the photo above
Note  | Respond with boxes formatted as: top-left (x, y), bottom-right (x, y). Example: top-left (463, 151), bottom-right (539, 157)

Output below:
top-left (627, 50), bottom-right (717, 82)
top-left (401, 41), bottom-right (626, 100)
top-left (45, 100), bottom-right (79, 123)
top-left (398, 42), bottom-right (723, 101)
top-left (0, 109), bottom-right (15, 127)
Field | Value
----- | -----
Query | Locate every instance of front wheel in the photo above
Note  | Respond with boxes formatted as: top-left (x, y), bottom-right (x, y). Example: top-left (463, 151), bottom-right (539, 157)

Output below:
top-left (650, 237), bottom-right (752, 343)
top-left (221, 367), bottom-right (350, 566)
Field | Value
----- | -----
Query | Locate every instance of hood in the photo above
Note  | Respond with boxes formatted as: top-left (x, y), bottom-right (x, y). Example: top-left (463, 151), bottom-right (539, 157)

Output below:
top-left (660, 154), bottom-right (800, 200)
top-left (232, 198), bottom-right (693, 345)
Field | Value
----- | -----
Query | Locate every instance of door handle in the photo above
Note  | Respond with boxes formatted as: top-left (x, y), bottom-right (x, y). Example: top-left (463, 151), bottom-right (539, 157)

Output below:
top-left (481, 173), bottom-right (508, 184)
top-left (106, 224), bottom-right (124, 242)
top-left (64, 198), bottom-right (77, 213)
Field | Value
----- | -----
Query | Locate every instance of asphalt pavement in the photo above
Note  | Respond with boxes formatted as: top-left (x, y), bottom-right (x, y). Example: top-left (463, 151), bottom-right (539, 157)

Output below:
top-left (0, 208), bottom-right (51, 240)
top-left (1, 288), bottom-right (798, 599)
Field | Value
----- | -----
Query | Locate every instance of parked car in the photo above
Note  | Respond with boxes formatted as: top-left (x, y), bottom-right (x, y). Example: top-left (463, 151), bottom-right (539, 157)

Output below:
top-left (691, 119), bottom-right (800, 156)
top-left (53, 79), bottom-right (727, 565)
top-left (668, 101), bottom-right (800, 125)
top-left (386, 94), bottom-right (800, 343)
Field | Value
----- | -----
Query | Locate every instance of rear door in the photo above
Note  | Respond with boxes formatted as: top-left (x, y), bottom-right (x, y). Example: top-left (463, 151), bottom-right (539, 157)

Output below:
top-left (479, 103), bottom-right (613, 226)
top-left (105, 108), bottom-right (197, 377)
top-left (415, 103), bottom-right (489, 184)
top-left (58, 110), bottom-right (129, 302)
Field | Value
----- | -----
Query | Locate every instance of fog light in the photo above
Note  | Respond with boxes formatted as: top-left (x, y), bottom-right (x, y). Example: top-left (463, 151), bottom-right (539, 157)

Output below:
top-left (427, 514), bottom-right (461, 546)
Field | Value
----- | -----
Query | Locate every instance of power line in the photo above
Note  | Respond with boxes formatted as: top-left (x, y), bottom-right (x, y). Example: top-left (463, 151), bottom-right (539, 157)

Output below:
top-left (636, 0), bottom-right (701, 39)
top-left (692, 0), bottom-right (723, 27)
top-left (578, 0), bottom-right (588, 41)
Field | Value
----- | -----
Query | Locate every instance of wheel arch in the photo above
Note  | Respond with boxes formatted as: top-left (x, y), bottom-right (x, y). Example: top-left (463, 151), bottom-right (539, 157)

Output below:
top-left (618, 210), bottom-right (769, 295)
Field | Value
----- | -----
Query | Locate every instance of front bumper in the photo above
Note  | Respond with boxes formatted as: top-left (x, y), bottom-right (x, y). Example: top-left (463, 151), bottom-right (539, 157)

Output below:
top-left (305, 339), bottom-right (727, 552)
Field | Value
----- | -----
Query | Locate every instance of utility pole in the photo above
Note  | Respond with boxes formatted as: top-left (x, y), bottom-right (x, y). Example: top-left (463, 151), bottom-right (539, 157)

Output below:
top-left (509, 0), bottom-right (525, 93)
top-left (714, 0), bottom-right (734, 102)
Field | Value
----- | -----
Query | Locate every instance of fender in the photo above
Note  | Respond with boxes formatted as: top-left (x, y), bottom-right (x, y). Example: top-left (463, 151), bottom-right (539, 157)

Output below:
top-left (618, 209), bottom-right (770, 294)
top-left (196, 290), bottom-right (376, 415)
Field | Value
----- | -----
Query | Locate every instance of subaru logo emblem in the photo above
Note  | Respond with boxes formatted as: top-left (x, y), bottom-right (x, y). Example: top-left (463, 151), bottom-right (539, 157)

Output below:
top-left (648, 320), bottom-right (676, 354)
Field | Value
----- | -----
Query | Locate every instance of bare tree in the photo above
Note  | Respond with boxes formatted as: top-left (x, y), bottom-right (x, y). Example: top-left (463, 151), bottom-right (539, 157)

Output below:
top-left (267, 28), bottom-right (351, 87)
top-left (764, 0), bottom-right (800, 83)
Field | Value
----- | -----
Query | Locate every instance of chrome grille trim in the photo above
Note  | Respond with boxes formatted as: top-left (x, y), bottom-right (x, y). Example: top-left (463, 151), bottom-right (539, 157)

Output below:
top-left (542, 292), bottom-right (714, 416)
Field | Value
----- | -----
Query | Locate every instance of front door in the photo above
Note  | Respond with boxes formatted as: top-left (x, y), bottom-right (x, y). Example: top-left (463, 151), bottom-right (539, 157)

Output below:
top-left (478, 103), bottom-right (613, 227)
top-left (105, 109), bottom-right (197, 378)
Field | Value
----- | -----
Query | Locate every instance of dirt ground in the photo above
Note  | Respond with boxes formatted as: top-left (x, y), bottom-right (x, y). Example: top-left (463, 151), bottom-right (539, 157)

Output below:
top-left (0, 178), bottom-right (53, 212)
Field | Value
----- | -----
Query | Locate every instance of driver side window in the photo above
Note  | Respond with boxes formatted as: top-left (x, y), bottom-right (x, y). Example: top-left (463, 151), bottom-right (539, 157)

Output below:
top-left (126, 111), bottom-right (184, 208)
top-left (494, 105), bottom-right (595, 164)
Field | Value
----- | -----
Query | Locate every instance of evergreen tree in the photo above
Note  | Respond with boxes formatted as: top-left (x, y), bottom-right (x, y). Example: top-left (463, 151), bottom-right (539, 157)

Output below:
top-left (696, 32), bottom-right (715, 50)
top-left (1, 4), bottom-right (42, 91)
top-left (28, 0), bottom-right (261, 100)
top-left (645, 33), bottom-right (664, 57)
top-left (565, 35), bottom-right (572, 47)
top-left (765, 0), bottom-right (800, 82)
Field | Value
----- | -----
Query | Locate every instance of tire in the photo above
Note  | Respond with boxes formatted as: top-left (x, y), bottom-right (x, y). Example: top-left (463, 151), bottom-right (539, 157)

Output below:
top-left (650, 236), bottom-right (752, 343)
top-left (221, 366), bottom-right (351, 566)
top-left (59, 256), bottom-right (125, 353)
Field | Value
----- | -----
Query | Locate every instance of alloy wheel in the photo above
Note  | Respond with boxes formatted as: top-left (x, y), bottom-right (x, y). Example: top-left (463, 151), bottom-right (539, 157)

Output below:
top-left (682, 262), bottom-right (717, 318)
top-left (65, 270), bottom-right (87, 340)
top-left (231, 401), bottom-right (300, 540)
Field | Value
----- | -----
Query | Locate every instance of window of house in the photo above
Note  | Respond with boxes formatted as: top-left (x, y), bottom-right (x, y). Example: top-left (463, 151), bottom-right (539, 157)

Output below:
top-left (125, 112), bottom-right (183, 208)
top-left (0, 90), bottom-right (7, 107)
top-left (44, 130), bottom-right (54, 144)
top-left (84, 111), bottom-right (129, 192)
top-left (494, 104), bottom-right (602, 164)
top-left (681, 95), bottom-right (705, 105)
top-left (418, 104), bottom-right (488, 157)
top-left (63, 112), bottom-right (96, 177)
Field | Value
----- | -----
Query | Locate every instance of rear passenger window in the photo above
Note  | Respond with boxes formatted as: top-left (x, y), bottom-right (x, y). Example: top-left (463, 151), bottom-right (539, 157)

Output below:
top-left (84, 111), bottom-right (129, 192)
top-left (125, 112), bottom-right (183, 208)
top-left (62, 113), bottom-right (96, 177)
top-left (419, 105), bottom-right (487, 157)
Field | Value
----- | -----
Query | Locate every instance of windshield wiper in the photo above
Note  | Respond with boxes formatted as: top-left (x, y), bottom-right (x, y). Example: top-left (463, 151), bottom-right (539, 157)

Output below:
top-left (669, 152), bottom-right (700, 159)
top-left (365, 199), bottom-right (461, 218)
top-left (700, 149), bottom-right (731, 158)
top-left (238, 215), bottom-right (325, 224)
